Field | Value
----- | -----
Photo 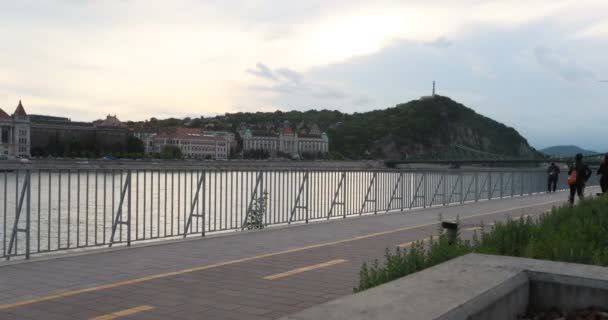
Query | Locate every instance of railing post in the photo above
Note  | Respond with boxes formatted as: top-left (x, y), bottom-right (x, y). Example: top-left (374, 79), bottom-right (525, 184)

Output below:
top-left (442, 172), bottom-right (447, 206)
top-left (409, 173), bottom-right (425, 210)
top-left (7, 169), bottom-right (31, 260)
top-left (423, 173), bottom-right (427, 208)
top-left (202, 171), bottom-right (206, 236)
top-left (459, 173), bottom-right (464, 204)
top-left (25, 170), bottom-right (31, 259)
top-left (328, 172), bottom-right (346, 220)
top-left (127, 170), bottom-right (132, 246)
top-left (401, 172), bottom-right (405, 211)
top-left (242, 171), bottom-right (263, 230)
top-left (500, 172), bottom-right (504, 198)
top-left (511, 171), bottom-right (515, 197)
top-left (374, 172), bottom-right (378, 215)
top-left (306, 170), bottom-right (310, 223)
top-left (109, 170), bottom-right (131, 247)
top-left (475, 172), bottom-right (479, 202)
top-left (342, 172), bottom-right (347, 219)
top-left (386, 172), bottom-right (404, 213)
top-left (488, 172), bottom-right (492, 200)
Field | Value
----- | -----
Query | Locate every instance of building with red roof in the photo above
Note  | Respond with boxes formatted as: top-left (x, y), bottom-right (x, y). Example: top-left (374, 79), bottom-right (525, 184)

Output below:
top-left (139, 127), bottom-right (231, 159)
top-left (242, 124), bottom-right (329, 158)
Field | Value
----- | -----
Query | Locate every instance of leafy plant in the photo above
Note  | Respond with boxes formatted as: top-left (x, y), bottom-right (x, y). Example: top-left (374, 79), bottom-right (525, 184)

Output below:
top-left (356, 196), bottom-right (608, 292)
top-left (245, 192), bottom-right (268, 230)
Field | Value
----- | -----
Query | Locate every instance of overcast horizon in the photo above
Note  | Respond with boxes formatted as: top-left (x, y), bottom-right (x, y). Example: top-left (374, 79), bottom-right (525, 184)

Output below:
top-left (1, 0), bottom-right (607, 151)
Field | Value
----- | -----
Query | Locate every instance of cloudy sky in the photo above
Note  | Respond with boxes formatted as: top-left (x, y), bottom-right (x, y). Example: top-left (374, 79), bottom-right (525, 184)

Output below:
top-left (1, 0), bottom-right (607, 150)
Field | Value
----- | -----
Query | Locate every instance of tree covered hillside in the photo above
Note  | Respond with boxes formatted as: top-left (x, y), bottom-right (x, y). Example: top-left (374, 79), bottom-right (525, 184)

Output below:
top-left (328, 96), bottom-right (540, 159)
top-left (127, 96), bottom-right (540, 160)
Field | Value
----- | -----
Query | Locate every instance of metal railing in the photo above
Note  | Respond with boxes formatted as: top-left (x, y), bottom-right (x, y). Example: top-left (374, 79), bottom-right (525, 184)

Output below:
top-left (1, 163), bottom-right (598, 260)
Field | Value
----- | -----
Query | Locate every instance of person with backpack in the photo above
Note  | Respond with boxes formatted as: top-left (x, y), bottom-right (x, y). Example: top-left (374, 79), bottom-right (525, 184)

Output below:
top-left (567, 153), bottom-right (592, 205)
top-left (597, 153), bottom-right (608, 194)
top-left (546, 162), bottom-right (560, 192)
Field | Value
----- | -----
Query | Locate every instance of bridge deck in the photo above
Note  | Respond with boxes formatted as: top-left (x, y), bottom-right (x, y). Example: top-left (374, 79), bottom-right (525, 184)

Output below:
top-left (0, 191), bottom-right (577, 320)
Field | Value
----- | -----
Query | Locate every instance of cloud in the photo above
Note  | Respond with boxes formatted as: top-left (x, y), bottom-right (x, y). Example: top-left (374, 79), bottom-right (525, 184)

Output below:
top-left (247, 62), bottom-right (348, 102)
top-left (576, 20), bottom-right (608, 38)
top-left (246, 63), bottom-right (304, 85)
top-left (246, 63), bottom-right (278, 81)
top-left (534, 46), bottom-right (596, 82)
top-left (275, 68), bottom-right (303, 85)
top-left (425, 37), bottom-right (452, 48)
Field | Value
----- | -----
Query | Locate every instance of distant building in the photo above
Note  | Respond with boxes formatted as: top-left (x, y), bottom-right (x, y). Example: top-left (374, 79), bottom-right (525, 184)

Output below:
top-left (139, 128), bottom-right (230, 159)
top-left (96, 115), bottom-right (126, 128)
top-left (204, 130), bottom-right (236, 152)
top-left (133, 128), bottom-right (236, 155)
top-left (0, 100), bottom-right (31, 158)
top-left (242, 126), bottom-right (329, 157)
top-left (30, 113), bottom-right (129, 156)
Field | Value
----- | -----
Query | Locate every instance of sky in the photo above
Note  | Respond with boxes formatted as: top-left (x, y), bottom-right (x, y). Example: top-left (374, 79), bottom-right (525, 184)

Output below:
top-left (0, 0), bottom-right (607, 151)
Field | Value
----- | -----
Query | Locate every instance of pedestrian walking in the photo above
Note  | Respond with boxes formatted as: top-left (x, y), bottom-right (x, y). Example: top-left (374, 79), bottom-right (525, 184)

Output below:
top-left (597, 153), bottom-right (608, 194)
top-left (567, 153), bottom-right (592, 205)
top-left (546, 162), bottom-right (560, 192)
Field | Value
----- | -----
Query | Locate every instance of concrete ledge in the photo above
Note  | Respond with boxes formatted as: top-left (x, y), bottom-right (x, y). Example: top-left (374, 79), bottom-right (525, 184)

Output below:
top-left (280, 254), bottom-right (608, 320)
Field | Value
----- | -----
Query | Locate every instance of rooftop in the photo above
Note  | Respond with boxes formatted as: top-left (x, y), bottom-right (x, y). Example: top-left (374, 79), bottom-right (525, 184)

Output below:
top-left (13, 100), bottom-right (27, 117)
top-left (0, 107), bottom-right (10, 120)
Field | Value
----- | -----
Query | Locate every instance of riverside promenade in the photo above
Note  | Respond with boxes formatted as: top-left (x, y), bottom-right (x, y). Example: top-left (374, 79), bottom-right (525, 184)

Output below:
top-left (0, 191), bottom-right (573, 320)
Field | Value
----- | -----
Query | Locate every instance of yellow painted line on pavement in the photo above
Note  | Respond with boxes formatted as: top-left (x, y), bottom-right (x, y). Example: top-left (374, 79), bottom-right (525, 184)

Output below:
top-left (264, 259), bottom-right (348, 280)
top-left (463, 222), bottom-right (496, 231)
top-left (0, 199), bottom-right (562, 311)
top-left (90, 305), bottom-right (155, 320)
top-left (397, 236), bottom-right (432, 248)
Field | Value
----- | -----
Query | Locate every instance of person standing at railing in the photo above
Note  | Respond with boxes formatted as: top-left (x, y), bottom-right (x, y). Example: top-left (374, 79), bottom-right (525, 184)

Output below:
top-left (597, 153), bottom-right (608, 194)
top-left (546, 162), bottom-right (560, 192)
top-left (567, 153), bottom-right (592, 205)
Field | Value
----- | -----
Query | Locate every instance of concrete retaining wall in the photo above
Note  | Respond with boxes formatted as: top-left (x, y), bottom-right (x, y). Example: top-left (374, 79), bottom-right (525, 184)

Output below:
top-left (281, 254), bottom-right (608, 320)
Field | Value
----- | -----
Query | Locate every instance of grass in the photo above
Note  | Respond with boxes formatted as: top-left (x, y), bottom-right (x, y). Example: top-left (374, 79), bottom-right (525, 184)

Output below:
top-left (355, 195), bottom-right (608, 293)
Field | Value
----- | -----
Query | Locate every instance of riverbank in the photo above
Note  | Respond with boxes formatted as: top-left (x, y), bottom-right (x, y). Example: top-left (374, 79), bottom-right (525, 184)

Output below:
top-left (1, 159), bottom-right (385, 170)
top-left (0, 159), bottom-right (548, 171)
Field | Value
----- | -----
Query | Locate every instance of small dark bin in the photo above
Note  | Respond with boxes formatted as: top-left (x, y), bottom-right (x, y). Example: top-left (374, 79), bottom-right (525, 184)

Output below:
top-left (441, 221), bottom-right (458, 244)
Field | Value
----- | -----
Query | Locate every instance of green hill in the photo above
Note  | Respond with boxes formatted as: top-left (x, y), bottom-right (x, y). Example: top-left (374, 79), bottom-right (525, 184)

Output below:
top-left (541, 145), bottom-right (599, 157)
top-left (129, 96), bottom-right (540, 160)
top-left (327, 96), bottom-right (540, 159)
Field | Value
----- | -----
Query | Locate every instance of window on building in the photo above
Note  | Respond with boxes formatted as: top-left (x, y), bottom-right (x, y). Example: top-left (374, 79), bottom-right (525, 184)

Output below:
top-left (1, 128), bottom-right (9, 143)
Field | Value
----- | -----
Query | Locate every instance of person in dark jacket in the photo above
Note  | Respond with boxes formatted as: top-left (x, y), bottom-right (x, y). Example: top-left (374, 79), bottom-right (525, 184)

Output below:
top-left (568, 153), bottom-right (592, 205)
top-left (598, 153), bottom-right (608, 194)
top-left (546, 162), bottom-right (560, 192)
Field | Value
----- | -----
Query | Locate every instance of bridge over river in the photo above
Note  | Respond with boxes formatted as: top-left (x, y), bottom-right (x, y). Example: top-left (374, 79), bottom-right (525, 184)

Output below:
top-left (0, 162), bottom-right (600, 319)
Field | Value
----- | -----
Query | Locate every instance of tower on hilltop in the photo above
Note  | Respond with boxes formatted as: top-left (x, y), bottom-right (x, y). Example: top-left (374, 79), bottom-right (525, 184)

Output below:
top-left (419, 81), bottom-right (438, 100)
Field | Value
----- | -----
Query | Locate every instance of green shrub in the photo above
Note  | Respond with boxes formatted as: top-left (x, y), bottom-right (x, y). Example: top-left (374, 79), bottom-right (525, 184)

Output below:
top-left (356, 196), bottom-right (608, 292)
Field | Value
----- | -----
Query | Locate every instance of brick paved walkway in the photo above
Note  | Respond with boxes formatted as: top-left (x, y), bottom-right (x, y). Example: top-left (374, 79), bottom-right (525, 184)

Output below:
top-left (0, 191), bottom-right (574, 319)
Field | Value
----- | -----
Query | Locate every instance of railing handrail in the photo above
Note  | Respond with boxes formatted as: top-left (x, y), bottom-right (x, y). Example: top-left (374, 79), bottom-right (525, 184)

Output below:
top-left (1, 162), bottom-right (554, 173)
